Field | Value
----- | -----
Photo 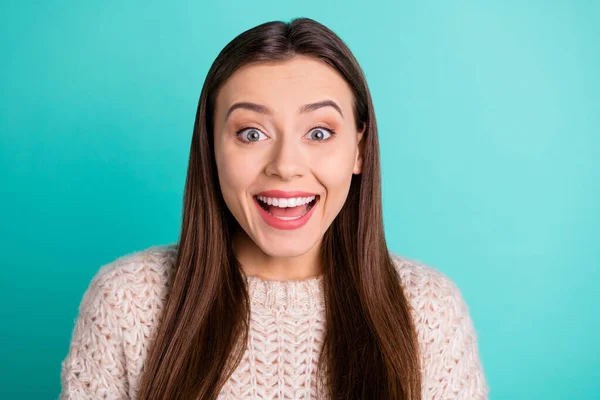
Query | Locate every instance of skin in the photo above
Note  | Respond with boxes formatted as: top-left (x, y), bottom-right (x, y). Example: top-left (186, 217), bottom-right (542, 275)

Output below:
top-left (213, 55), bottom-right (365, 281)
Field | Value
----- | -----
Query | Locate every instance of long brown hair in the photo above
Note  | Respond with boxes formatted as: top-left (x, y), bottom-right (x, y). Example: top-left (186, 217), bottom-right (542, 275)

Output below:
top-left (138, 17), bottom-right (422, 400)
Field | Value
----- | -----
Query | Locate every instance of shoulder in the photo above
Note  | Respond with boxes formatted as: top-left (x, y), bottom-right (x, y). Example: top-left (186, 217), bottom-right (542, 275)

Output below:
top-left (61, 244), bottom-right (179, 398)
top-left (390, 253), bottom-right (489, 398)
top-left (91, 243), bottom-right (178, 298)
top-left (388, 252), bottom-right (478, 354)
top-left (88, 244), bottom-right (179, 363)
top-left (389, 252), bottom-right (465, 306)
top-left (80, 243), bottom-right (179, 334)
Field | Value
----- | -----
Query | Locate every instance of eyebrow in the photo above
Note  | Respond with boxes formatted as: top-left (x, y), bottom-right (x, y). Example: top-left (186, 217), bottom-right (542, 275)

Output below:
top-left (224, 100), bottom-right (344, 121)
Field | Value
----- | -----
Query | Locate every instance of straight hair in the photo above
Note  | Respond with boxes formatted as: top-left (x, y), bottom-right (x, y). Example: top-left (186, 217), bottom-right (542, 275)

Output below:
top-left (138, 17), bottom-right (422, 400)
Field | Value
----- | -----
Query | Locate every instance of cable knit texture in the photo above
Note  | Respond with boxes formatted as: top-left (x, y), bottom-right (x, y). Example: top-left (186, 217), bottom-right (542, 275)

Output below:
top-left (59, 244), bottom-right (489, 399)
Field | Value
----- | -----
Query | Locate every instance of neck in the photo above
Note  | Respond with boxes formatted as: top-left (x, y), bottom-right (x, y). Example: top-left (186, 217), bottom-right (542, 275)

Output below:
top-left (232, 229), bottom-right (323, 281)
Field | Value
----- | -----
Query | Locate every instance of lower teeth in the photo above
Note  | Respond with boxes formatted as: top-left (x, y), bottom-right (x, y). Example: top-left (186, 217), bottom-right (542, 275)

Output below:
top-left (272, 215), bottom-right (303, 220)
top-left (268, 207), bottom-right (310, 220)
top-left (265, 201), bottom-right (314, 220)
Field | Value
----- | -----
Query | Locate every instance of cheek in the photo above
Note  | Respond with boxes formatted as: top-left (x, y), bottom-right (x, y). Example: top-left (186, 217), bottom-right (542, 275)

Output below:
top-left (313, 137), bottom-right (356, 174)
top-left (311, 145), bottom-right (356, 199)
top-left (215, 143), bottom-right (261, 201)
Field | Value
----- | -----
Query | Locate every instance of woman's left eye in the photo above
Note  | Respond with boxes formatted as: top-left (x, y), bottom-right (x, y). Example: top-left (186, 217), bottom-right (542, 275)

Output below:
top-left (305, 127), bottom-right (335, 141)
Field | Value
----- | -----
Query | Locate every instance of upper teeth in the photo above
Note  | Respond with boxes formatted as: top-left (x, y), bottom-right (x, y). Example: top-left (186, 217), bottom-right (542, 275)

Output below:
top-left (256, 195), bottom-right (316, 208)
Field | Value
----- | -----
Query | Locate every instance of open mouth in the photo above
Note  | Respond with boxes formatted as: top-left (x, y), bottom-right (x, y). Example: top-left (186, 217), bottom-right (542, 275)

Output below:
top-left (254, 195), bottom-right (319, 218)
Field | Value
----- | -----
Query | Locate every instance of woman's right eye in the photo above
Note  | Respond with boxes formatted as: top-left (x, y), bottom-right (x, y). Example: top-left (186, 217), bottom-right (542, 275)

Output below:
top-left (236, 127), bottom-right (268, 144)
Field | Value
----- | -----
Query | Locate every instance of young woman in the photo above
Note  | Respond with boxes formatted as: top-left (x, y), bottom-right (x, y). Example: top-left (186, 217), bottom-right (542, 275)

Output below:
top-left (60, 17), bottom-right (489, 400)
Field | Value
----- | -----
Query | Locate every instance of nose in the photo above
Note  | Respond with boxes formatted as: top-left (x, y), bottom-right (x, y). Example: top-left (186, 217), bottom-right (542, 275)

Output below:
top-left (264, 133), bottom-right (306, 180)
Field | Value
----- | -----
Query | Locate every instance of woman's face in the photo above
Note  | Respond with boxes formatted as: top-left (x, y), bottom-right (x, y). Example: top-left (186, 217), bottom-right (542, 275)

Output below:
top-left (213, 54), bottom-right (364, 264)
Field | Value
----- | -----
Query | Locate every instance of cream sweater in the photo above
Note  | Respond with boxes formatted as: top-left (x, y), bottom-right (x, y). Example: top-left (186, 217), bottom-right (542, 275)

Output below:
top-left (59, 244), bottom-right (489, 399)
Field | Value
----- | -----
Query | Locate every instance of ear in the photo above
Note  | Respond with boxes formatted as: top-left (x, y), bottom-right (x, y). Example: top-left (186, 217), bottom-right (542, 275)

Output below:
top-left (353, 123), bottom-right (366, 175)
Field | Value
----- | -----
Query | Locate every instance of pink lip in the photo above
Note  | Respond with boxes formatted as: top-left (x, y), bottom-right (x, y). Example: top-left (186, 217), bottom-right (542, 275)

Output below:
top-left (253, 195), bottom-right (319, 230)
top-left (255, 190), bottom-right (317, 198)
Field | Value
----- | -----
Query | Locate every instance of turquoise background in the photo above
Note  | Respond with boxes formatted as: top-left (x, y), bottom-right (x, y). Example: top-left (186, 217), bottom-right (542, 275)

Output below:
top-left (1, 1), bottom-right (598, 398)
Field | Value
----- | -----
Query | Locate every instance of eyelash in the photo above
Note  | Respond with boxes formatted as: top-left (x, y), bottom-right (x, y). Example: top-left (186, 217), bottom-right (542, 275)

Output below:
top-left (235, 126), bottom-right (337, 145)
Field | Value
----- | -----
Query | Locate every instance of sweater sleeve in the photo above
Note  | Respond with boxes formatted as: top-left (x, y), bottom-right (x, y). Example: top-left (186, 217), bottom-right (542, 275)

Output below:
top-left (59, 269), bottom-right (129, 399)
top-left (418, 270), bottom-right (489, 400)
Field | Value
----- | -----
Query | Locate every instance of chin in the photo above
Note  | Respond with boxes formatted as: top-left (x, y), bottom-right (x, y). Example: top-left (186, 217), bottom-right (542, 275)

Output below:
top-left (256, 236), bottom-right (320, 258)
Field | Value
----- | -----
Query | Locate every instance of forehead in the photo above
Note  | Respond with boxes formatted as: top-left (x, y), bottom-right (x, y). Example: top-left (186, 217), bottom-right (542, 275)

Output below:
top-left (215, 55), bottom-right (354, 116)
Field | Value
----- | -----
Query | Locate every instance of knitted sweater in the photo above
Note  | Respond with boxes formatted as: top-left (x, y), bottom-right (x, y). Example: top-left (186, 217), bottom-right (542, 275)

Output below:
top-left (59, 244), bottom-right (489, 399)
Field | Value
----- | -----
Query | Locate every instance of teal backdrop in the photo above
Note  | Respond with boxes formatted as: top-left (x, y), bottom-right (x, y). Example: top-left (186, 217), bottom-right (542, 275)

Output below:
top-left (1, 1), bottom-right (598, 398)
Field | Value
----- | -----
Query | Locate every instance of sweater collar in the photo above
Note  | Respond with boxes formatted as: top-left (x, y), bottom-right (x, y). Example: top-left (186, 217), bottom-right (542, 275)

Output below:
top-left (245, 274), bottom-right (325, 311)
